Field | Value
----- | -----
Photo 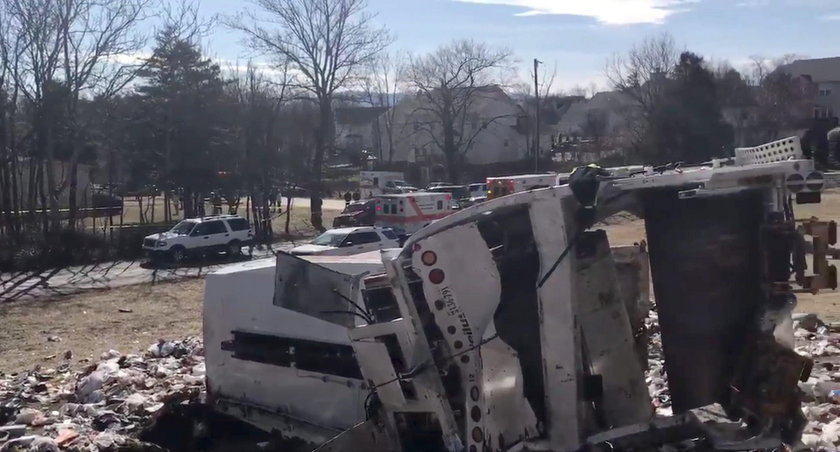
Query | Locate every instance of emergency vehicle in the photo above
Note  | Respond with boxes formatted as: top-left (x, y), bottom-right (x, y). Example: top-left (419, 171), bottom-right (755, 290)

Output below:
top-left (374, 192), bottom-right (454, 234)
top-left (359, 171), bottom-right (404, 198)
top-left (486, 173), bottom-right (562, 200)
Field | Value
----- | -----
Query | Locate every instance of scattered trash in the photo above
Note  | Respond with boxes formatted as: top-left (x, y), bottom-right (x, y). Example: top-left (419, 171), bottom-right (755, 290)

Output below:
top-left (54, 428), bottom-right (78, 447)
top-left (118, 308), bottom-right (133, 313)
top-left (46, 336), bottom-right (61, 343)
top-left (4, 317), bottom-right (840, 451)
top-left (794, 312), bottom-right (826, 333)
top-left (0, 337), bottom-right (204, 451)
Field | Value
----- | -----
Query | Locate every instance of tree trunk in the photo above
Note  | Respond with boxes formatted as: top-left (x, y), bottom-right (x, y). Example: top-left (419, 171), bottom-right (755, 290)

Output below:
top-left (443, 126), bottom-right (459, 182)
top-left (136, 196), bottom-right (145, 224)
top-left (309, 97), bottom-right (333, 232)
top-left (284, 196), bottom-right (292, 235)
top-left (37, 162), bottom-right (49, 236)
top-left (43, 125), bottom-right (62, 232)
top-left (183, 187), bottom-right (194, 218)
top-left (261, 185), bottom-right (272, 243)
top-left (67, 160), bottom-right (79, 231)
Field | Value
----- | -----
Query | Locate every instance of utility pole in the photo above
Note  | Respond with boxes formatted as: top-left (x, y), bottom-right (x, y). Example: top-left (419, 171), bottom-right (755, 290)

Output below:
top-left (534, 58), bottom-right (542, 172)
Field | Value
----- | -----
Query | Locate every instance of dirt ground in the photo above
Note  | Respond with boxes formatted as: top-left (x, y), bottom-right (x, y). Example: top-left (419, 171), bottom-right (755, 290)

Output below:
top-left (0, 279), bottom-right (205, 374)
top-left (5, 190), bottom-right (840, 376)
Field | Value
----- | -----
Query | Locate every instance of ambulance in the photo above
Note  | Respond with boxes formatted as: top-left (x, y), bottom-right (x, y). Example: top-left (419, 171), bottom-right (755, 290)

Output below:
top-left (374, 192), bottom-right (454, 235)
top-left (359, 171), bottom-right (405, 198)
top-left (486, 173), bottom-right (563, 200)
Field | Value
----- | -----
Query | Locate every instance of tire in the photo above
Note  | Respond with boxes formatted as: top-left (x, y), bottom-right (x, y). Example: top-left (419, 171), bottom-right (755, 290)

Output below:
top-left (227, 240), bottom-right (242, 256)
top-left (170, 246), bottom-right (186, 263)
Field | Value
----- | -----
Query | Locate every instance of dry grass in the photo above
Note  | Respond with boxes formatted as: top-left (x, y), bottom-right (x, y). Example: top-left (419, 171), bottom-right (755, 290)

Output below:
top-left (270, 206), bottom-right (339, 239)
top-left (0, 278), bottom-right (205, 375)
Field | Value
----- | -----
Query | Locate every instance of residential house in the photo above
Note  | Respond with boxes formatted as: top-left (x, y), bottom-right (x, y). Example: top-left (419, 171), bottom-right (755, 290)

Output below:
top-left (383, 85), bottom-right (530, 168)
top-left (334, 106), bottom-right (389, 161)
top-left (781, 57), bottom-right (840, 120)
top-left (554, 91), bottom-right (635, 138)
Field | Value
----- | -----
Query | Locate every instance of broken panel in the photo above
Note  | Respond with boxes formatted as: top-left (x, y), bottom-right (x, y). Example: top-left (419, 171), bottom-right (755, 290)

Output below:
top-left (574, 231), bottom-right (652, 430)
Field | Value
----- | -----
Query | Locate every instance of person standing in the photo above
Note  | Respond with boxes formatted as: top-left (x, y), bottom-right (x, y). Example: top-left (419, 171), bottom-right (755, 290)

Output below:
top-left (344, 191), bottom-right (352, 207)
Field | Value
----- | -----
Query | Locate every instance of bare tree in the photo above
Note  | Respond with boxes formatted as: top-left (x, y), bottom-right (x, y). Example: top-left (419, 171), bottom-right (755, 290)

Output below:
top-left (361, 51), bottom-right (405, 163)
top-left (7, 0), bottom-right (150, 232)
top-left (228, 61), bottom-right (293, 241)
top-left (404, 39), bottom-right (513, 182)
top-left (0, 2), bottom-right (20, 238)
top-left (748, 55), bottom-right (815, 141)
top-left (607, 33), bottom-right (678, 113)
top-left (606, 33), bottom-right (678, 154)
top-left (228, 0), bottom-right (391, 231)
top-left (58, 0), bottom-right (152, 229)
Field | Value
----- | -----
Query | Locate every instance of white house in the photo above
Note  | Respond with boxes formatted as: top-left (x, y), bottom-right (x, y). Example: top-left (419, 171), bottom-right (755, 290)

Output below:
top-left (383, 85), bottom-right (530, 166)
top-left (781, 57), bottom-right (840, 120)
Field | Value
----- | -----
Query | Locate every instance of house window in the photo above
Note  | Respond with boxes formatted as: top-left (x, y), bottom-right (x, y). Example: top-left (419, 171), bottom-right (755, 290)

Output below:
top-left (820, 88), bottom-right (833, 97)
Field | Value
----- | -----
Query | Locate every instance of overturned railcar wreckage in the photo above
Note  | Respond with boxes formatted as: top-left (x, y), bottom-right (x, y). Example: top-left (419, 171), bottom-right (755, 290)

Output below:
top-left (205, 137), bottom-right (837, 451)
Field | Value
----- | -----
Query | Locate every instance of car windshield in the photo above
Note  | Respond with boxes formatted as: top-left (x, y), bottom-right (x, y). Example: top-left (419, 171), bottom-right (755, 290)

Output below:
top-left (344, 203), bottom-right (367, 213)
top-left (311, 230), bottom-right (349, 247)
top-left (393, 181), bottom-right (409, 187)
top-left (171, 221), bottom-right (196, 235)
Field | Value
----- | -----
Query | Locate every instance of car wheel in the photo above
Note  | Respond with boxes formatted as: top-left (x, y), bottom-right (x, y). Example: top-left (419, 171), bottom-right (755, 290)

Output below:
top-left (227, 240), bottom-right (242, 256)
top-left (170, 246), bottom-right (186, 264)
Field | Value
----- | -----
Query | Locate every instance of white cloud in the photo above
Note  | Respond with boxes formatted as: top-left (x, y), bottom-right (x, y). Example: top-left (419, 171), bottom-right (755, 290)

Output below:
top-left (105, 52), bottom-right (150, 65)
top-left (454, 0), bottom-right (699, 25)
top-left (821, 13), bottom-right (840, 21)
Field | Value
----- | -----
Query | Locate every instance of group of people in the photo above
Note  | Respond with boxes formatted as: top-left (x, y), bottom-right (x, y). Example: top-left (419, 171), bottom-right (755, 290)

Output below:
top-left (343, 191), bottom-right (362, 206)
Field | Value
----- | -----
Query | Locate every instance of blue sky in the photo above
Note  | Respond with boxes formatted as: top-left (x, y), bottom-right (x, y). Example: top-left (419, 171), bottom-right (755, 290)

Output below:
top-left (190, 0), bottom-right (840, 91)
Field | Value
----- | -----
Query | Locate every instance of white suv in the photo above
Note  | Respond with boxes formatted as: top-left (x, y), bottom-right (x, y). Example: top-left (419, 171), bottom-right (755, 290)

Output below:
top-left (143, 215), bottom-right (254, 262)
top-left (289, 226), bottom-right (400, 256)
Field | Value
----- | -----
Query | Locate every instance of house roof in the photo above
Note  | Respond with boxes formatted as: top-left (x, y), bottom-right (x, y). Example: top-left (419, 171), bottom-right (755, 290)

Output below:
top-left (781, 57), bottom-right (840, 83)
top-left (335, 106), bottom-right (389, 125)
top-left (554, 90), bottom-right (636, 135)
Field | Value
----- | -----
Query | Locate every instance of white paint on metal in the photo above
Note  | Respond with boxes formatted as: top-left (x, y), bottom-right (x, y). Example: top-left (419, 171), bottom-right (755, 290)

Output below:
top-left (203, 260), bottom-right (367, 437)
top-left (735, 136), bottom-right (803, 166)
top-left (529, 191), bottom-right (585, 451)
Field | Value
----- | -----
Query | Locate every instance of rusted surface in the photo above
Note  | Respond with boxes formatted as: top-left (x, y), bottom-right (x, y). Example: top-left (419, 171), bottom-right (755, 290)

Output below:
top-left (643, 189), bottom-right (765, 413)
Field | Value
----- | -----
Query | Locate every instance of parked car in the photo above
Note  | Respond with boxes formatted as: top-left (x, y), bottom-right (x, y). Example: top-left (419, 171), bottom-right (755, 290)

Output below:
top-left (289, 226), bottom-right (400, 256)
top-left (142, 215), bottom-right (253, 262)
top-left (382, 180), bottom-right (418, 194)
top-left (332, 199), bottom-right (376, 227)
top-left (427, 181), bottom-right (454, 189)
